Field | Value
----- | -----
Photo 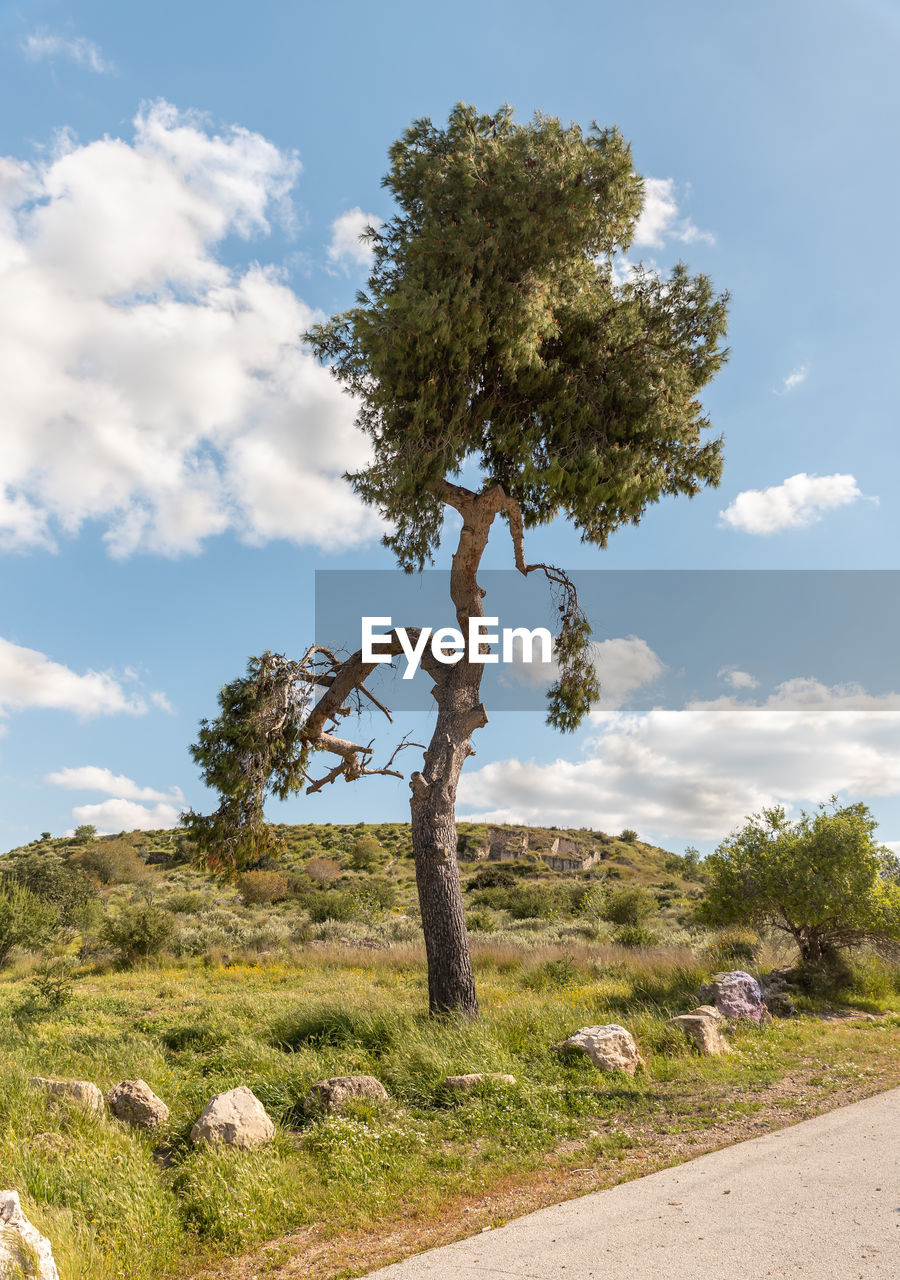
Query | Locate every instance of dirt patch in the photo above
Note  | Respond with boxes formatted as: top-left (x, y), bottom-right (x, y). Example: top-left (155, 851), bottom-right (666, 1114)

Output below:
top-left (191, 1035), bottom-right (900, 1280)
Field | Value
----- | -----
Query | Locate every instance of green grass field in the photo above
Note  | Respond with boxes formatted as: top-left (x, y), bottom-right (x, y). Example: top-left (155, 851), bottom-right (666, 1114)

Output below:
top-left (1, 942), bottom-right (898, 1280)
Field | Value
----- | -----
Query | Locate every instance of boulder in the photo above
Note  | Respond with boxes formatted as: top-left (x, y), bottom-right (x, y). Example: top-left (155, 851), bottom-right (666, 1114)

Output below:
top-left (306, 1075), bottom-right (389, 1113)
top-left (668, 1012), bottom-right (730, 1055)
top-left (190, 1086), bottom-right (275, 1149)
top-left (107, 1080), bottom-right (170, 1130)
top-left (698, 971), bottom-right (768, 1023)
top-left (29, 1077), bottom-right (105, 1116)
top-left (556, 1025), bottom-right (641, 1074)
top-left (442, 1073), bottom-right (517, 1090)
top-left (0, 1190), bottom-right (60, 1280)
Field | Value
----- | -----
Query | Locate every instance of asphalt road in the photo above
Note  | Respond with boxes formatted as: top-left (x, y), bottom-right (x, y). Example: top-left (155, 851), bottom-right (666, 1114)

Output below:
top-left (362, 1087), bottom-right (900, 1279)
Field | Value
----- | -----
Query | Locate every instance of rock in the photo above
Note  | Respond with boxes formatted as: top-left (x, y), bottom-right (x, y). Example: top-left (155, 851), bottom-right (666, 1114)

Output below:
top-left (668, 1012), bottom-right (731, 1055)
top-left (692, 1004), bottom-right (724, 1021)
top-left (442, 1073), bottom-right (517, 1090)
top-left (29, 1077), bottom-right (105, 1116)
top-left (190, 1086), bottom-right (275, 1149)
top-left (0, 1190), bottom-right (60, 1280)
top-left (698, 971), bottom-right (768, 1023)
top-left (765, 991), bottom-right (798, 1018)
top-left (556, 1025), bottom-right (641, 1074)
top-left (306, 1075), bottom-right (390, 1113)
top-left (107, 1079), bottom-right (170, 1130)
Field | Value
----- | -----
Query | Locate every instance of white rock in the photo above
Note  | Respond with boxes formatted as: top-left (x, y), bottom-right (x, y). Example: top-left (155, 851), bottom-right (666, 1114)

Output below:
top-left (29, 1077), bottom-right (105, 1116)
top-left (557, 1025), bottom-right (641, 1074)
top-left (106, 1080), bottom-right (170, 1130)
top-left (190, 1086), bottom-right (275, 1149)
top-left (442, 1073), bottom-right (517, 1090)
top-left (306, 1075), bottom-right (390, 1113)
top-left (668, 1012), bottom-right (731, 1055)
top-left (0, 1190), bottom-right (60, 1280)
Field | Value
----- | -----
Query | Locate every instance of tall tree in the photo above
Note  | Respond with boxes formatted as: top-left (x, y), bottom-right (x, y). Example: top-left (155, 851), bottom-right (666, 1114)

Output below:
top-left (185, 104), bottom-right (728, 1016)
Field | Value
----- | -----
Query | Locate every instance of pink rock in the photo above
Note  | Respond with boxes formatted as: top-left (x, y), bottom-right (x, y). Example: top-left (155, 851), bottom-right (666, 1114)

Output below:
top-left (699, 971), bottom-right (767, 1023)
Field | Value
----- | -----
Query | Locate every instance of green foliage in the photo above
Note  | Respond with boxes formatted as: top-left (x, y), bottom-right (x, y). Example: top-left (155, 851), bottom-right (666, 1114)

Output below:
top-left (306, 890), bottom-right (361, 924)
top-left (613, 923), bottom-right (659, 948)
top-left (619, 828), bottom-right (639, 843)
top-left (3, 853), bottom-right (97, 921)
top-left (349, 834), bottom-right (387, 871)
top-left (103, 901), bottom-right (176, 966)
top-left (468, 865), bottom-right (517, 891)
top-left (703, 928), bottom-right (760, 969)
top-left (466, 908), bottom-right (497, 933)
top-left (703, 800), bottom-right (900, 965)
top-left (0, 881), bottom-right (58, 966)
top-left (29, 955), bottom-right (79, 1010)
top-left (604, 885), bottom-right (656, 927)
top-left (73, 823), bottom-right (97, 843)
top-left (238, 870), bottom-right (289, 905)
top-left (71, 838), bottom-right (148, 885)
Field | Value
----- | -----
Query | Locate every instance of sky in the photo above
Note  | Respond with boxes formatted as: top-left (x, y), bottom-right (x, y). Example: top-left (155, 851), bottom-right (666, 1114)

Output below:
top-left (1, 0), bottom-right (899, 854)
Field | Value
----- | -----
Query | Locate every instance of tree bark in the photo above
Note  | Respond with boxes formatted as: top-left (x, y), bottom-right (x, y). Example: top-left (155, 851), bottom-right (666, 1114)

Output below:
top-left (408, 483), bottom-right (506, 1016)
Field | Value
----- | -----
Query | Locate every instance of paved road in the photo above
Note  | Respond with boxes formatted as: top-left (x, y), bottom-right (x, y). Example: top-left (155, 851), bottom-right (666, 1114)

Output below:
top-left (363, 1088), bottom-right (900, 1279)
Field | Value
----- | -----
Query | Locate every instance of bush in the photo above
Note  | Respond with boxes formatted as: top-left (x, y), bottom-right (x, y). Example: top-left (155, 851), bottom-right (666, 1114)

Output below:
top-left (467, 866), bottom-right (517, 891)
top-left (619, 828), bottom-right (639, 843)
top-left (349, 835), bottom-right (386, 871)
top-left (305, 857), bottom-right (342, 886)
top-left (614, 923), bottom-right (658, 948)
top-left (0, 882), bottom-right (58, 965)
top-left (3, 854), bottom-right (97, 923)
top-left (29, 955), bottom-right (78, 1009)
top-left (103, 901), bottom-right (176, 965)
top-left (704, 928), bottom-right (760, 968)
top-left (71, 839), bottom-right (149, 885)
top-left (167, 890), bottom-right (207, 914)
top-left (604, 885), bottom-right (656, 927)
top-left (306, 890), bottom-right (360, 923)
top-left (466, 908), bottom-right (497, 933)
top-left (238, 870), bottom-right (289, 905)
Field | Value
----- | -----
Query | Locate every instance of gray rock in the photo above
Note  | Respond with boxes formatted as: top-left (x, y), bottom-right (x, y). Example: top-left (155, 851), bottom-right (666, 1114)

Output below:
top-left (698, 971), bottom-right (768, 1023)
top-left (29, 1077), bottom-right (105, 1116)
top-left (107, 1079), bottom-right (170, 1130)
top-left (556, 1025), bottom-right (641, 1074)
top-left (442, 1073), bottom-right (517, 1090)
top-left (668, 1012), bottom-right (731, 1055)
top-left (306, 1075), bottom-right (390, 1113)
top-left (0, 1190), bottom-right (60, 1280)
top-left (190, 1086), bottom-right (275, 1149)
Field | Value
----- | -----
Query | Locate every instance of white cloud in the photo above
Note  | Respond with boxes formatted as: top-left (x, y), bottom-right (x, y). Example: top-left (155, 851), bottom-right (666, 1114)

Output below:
top-left (0, 101), bottom-right (381, 557)
top-left (327, 207), bottom-right (382, 271)
top-left (506, 634), bottom-right (664, 708)
top-left (71, 798), bottom-right (182, 833)
top-left (22, 30), bottom-right (113, 74)
top-left (459, 683), bottom-right (900, 842)
top-left (719, 473), bottom-right (867, 535)
top-left (776, 364), bottom-right (808, 394)
top-left (46, 766), bottom-right (183, 805)
top-left (0, 637), bottom-right (149, 723)
top-left (632, 177), bottom-right (714, 249)
top-left (718, 667), bottom-right (759, 691)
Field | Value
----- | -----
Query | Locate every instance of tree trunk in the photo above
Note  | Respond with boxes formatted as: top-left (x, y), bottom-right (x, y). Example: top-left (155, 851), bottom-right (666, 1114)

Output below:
top-left (408, 484), bottom-right (505, 1016)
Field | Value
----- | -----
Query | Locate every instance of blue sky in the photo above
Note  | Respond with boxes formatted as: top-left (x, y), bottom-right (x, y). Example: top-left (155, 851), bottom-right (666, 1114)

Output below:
top-left (1, 0), bottom-right (898, 853)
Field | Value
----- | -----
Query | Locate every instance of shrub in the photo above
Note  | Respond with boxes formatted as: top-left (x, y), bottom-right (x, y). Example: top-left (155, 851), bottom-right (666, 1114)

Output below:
top-left (3, 853), bottom-right (97, 922)
top-left (306, 890), bottom-right (360, 923)
top-left (103, 901), bottom-right (176, 965)
top-left (30, 955), bottom-right (78, 1009)
top-left (0, 882), bottom-right (58, 965)
top-left (466, 908), bottom-right (497, 933)
top-left (305, 857), bottom-right (343, 886)
top-left (349, 835), bottom-right (386, 870)
top-left (238, 870), bottom-right (289, 905)
top-left (619, 828), bottom-right (639, 843)
top-left (604, 885), bottom-right (656, 927)
top-left (704, 928), bottom-right (760, 968)
top-left (614, 923), bottom-right (658, 948)
top-left (467, 866), bottom-right (517, 891)
top-left (73, 823), bottom-right (97, 843)
top-left (167, 890), bottom-right (207, 914)
top-left (71, 839), bottom-right (149, 885)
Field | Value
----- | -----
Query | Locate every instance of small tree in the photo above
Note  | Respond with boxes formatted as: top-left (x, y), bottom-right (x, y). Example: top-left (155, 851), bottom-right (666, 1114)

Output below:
top-left (73, 824), bottom-right (97, 843)
top-left (604, 884), bottom-right (655, 926)
top-left (0, 883), bottom-right (58, 966)
top-left (702, 801), bottom-right (900, 967)
top-left (184, 104), bottom-right (728, 1015)
top-left (349, 834), bottom-right (386, 871)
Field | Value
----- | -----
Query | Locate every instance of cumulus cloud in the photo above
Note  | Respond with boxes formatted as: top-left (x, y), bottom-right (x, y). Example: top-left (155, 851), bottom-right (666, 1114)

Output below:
top-left (70, 797), bottom-right (183, 833)
top-left (718, 667), bottom-right (759, 691)
top-left (632, 177), bottom-right (714, 249)
top-left (0, 637), bottom-right (150, 724)
top-left (46, 766), bottom-right (183, 805)
top-left (49, 765), bottom-right (184, 834)
top-left (506, 634), bottom-right (664, 708)
top-left (0, 101), bottom-right (381, 557)
top-left (719, 473), bottom-right (867, 535)
top-left (459, 683), bottom-right (900, 842)
top-left (22, 30), bottom-right (113, 74)
top-left (327, 207), bottom-right (382, 271)
top-left (776, 364), bottom-right (808, 394)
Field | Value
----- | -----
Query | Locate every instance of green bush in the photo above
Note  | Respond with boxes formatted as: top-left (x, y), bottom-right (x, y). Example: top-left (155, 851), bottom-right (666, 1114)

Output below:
top-left (0, 882), bottom-right (58, 966)
top-left (29, 955), bottom-right (78, 1009)
top-left (349, 835), bottom-right (386, 870)
top-left (619, 828), bottom-right (639, 843)
top-left (466, 908), bottom-right (497, 933)
top-left (604, 885), bottom-right (656, 927)
top-left (306, 890), bottom-right (359, 923)
top-left (238, 870), bottom-right (289, 905)
top-left (102, 901), bottom-right (176, 965)
top-left (614, 923), bottom-right (658, 948)
top-left (167, 890), bottom-right (206, 914)
top-left (2, 854), bottom-right (98, 925)
top-left (71, 839), bottom-right (148, 885)
top-left (704, 928), bottom-right (760, 968)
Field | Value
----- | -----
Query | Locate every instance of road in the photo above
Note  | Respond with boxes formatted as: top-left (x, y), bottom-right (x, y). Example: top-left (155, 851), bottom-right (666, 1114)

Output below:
top-left (362, 1087), bottom-right (900, 1279)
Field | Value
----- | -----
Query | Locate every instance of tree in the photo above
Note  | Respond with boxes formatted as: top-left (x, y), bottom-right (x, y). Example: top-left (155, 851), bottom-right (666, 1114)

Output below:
top-left (184, 104), bottom-right (728, 1015)
top-left (73, 824), bottom-right (97, 843)
top-left (702, 800), bottom-right (900, 967)
top-left (603, 884), bottom-right (655, 927)
top-left (349, 834), bottom-right (387, 871)
top-left (0, 882), bottom-right (58, 967)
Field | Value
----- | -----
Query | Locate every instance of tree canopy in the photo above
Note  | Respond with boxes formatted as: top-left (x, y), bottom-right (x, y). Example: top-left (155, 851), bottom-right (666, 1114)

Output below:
top-left (307, 103), bottom-right (728, 573)
top-left (702, 800), bottom-right (900, 966)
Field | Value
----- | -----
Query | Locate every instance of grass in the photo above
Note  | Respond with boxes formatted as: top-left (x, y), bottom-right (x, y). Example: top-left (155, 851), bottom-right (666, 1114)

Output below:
top-left (0, 943), bottom-right (897, 1280)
